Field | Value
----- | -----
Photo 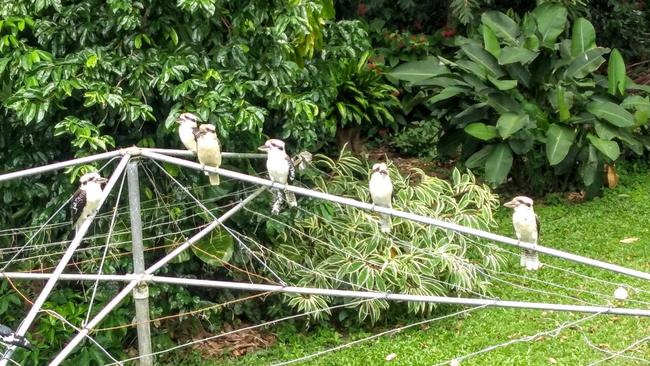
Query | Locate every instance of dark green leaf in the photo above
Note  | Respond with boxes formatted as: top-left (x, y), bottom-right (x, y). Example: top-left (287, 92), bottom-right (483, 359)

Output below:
top-left (532, 3), bottom-right (568, 47)
top-left (587, 133), bottom-right (620, 161)
top-left (587, 101), bottom-right (635, 127)
top-left (607, 48), bottom-right (626, 96)
top-left (484, 143), bottom-right (513, 185)
top-left (571, 18), bottom-right (596, 56)
top-left (498, 46), bottom-right (538, 65)
top-left (481, 11), bottom-right (520, 45)
top-left (546, 124), bottom-right (575, 165)
top-left (496, 113), bottom-right (529, 138)
top-left (389, 60), bottom-right (449, 83)
top-left (460, 43), bottom-right (505, 78)
top-left (191, 229), bottom-right (234, 267)
top-left (564, 47), bottom-right (609, 79)
top-left (464, 122), bottom-right (497, 141)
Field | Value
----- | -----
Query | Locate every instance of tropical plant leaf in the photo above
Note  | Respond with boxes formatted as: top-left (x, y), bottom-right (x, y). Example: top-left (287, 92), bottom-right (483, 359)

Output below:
top-left (532, 3), bottom-right (568, 47)
top-left (564, 47), bottom-right (609, 79)
top-left (464, 122), bottom-right (497, 141)
top-left (587, 101), bottom-right (635, 127)
top-left (546, 124), bottom-right (575, 165)
top-left (498, 46), bottom-right (538, 65)
top-left (481, 11), bottom-right (520, 45)
top-left (607, 48), bottom-right (626, 96)
top-left (579, 145), bottom-right (599, 186)
top-left (487, 75), bottom-right (517, 90)
top-left (389, 60), bottom-right (449, 83)
top-left (484, 143), bottom-right (513, 185)
top-left (496, 113), bottom-right (529, 138)
top-left (428, 86), bottom-right (468, 104)
top-left (587, 133), bottom-right (620, 161)
top-left (465, 145), bottom-right (494, 168)
top-left (571, 17), bottom-right (596, 56)
top-left (460, 43), bottom-right (505, 78)
top-left (482, 25), bottom-right (501, 58)
top-left (191, 228), bottom-right (234, 267)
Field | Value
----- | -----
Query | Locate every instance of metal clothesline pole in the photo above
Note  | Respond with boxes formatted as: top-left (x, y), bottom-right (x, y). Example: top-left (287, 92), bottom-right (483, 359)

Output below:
top-left (126, 160), bottom-right (153, 366)
top-left (0, 150), bottom-right (122, 183)
top-left (0, 154), bottom-right (131, 366)
top-left (3, 273), bottom-right (650, 317)
top-left (140, 150), bottom-right (650, 282)
top-left (48, 187), bottom-right (265, 366)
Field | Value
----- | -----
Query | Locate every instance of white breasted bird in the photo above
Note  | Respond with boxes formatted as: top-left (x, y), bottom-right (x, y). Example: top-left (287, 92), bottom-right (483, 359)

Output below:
top-left (0, 324), bottom-right (31, 350)
top-left (71, 172), bottom-right (108, 233)
top-left (504, 196), bottom-right (540, 271)
top-left (258, 139), bottom-right (297, 214)
top-left (369, 163), bottom-right (393, 233)
top-left (177, 112), bottom-right (199, 153)
top-left (196, 123), bottom-right (222, 186)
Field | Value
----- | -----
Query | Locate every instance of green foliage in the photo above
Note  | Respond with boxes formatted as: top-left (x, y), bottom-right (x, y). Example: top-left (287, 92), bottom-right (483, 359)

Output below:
top-left (588, 0), bottom-right (650, 61)
top-left (390, 4), bottom-right (650, 194)
top-left (390, 119), bottom-right (440, 158)
top-left (262, 151), bottom-right (503, 323)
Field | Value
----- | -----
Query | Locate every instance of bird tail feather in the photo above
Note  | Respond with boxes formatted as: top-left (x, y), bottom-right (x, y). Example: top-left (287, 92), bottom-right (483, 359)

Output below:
top-left (285, 191), bottom-right (297, 207)
top-left (379, 214), bottom-right (391, 233)
top-left (208, 173), bottom-right (220, 185)
top-left (524, 249), bottom-right (540, 271)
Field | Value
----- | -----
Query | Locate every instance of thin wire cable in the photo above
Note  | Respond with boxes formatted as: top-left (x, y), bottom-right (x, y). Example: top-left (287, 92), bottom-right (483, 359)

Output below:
top-left (582, 333), bottom-right (650, 364)
top-left (245, 206), bottom-right (494, 299)
top-left (148, 158), bottom-right (287, 285)
top-left (85, 171), bottom-right (127, 325)
top-left (433, 308), bottom-right (611, 366)
top-left (106, 299), bottom-right (374, 365)
top-left (271, 303), bottom-right (492, 366)
top-left (4, 277), bottom-right (122, 365)
top-left (588, 333), bottom-right (650, 365)
top-left (94, 291), bottom-right (272, 332)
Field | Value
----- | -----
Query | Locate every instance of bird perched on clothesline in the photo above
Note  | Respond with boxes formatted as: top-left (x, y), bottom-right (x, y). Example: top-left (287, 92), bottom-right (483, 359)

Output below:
top-left (176, 112), bottom-right (199, 153)
top-left (196, 123), bottom-right (222, 186)
top-left (369, 163), bottom-right (393, 233)
top-left (71, 172), bottom-right (108, 233)
top-left (258, 139), bottom-right (297, 214)
top-left (0, 324), bottom-right (31, 350)
top-left (504, 196), bottom-right (540, 271)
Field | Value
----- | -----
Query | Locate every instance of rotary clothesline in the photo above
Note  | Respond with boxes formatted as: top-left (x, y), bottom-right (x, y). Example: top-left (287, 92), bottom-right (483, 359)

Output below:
top-left (2, 147), bottom-right (650, 366)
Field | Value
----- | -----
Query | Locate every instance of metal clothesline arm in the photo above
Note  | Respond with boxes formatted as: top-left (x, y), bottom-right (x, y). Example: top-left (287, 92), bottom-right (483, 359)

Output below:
top-left (0, 151), bottom-right (122, 183)
top-left (48, 186), bottom-right (265, 366)
top-left (0, 154), bottom-right (131, 366)
top-left (2, 273), bottom-right (649, 317)
top-left (140, 149), bottom-right (650, 282)
top-left (0, 147), bottom-right (266, 184)
top-left (142, 148), bottom-right (266, 159)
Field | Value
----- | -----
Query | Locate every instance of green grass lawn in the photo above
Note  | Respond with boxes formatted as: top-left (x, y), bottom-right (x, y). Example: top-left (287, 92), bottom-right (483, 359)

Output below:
top-left (170, 167), bottom-right (650, 365)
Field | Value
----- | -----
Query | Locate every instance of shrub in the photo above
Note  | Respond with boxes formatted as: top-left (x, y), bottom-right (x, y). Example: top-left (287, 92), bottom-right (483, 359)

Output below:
top-left (255, 151), bottom-right (503, 323)
top-left (389, 3), bottom-right (650, 195)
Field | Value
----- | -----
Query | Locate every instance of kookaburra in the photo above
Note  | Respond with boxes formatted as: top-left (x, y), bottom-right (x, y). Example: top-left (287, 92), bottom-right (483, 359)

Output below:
top-left (196, 124), bottom-right (222, 186)
top-left (504, 196), bottom-right (540, 271)
top-left (71, 172), bottom-right (108, 233)
top-left (258, 139), bottom-right (297, 214)
top-left (0, 324), bottom-right (31, 350)
top-left (177, 112), bottom-right (199, 153)
top-left (369, 163), bottom-right (393, 233)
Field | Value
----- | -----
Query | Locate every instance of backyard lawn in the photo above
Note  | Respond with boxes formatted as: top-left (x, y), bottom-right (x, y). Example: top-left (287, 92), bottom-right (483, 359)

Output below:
top-left (176, 165), bottom-right (650, 365)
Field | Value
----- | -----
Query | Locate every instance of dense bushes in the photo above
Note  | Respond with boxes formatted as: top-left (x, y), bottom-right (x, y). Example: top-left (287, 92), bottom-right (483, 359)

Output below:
top-left (390, 3), bottom-right (650, 194)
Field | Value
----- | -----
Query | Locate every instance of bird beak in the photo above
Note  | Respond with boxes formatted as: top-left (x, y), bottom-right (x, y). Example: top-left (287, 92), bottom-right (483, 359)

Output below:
top-left (97, 177), bottom-right (109, 184)
top-left (503, 200), bottom-right (516, 208)
top-left (258, 145), bottom-right (269, 152)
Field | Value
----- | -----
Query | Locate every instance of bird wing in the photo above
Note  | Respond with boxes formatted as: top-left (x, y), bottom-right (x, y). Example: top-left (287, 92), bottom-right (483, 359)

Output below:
top-left (286, 155), bottom-right (295, 183)
top-left (70, 189), bottom-right (86, 224)
top-left (535, 213), bottom-right (540, 234)
top-left (0, 324), bottom-right (14, 337)
top-left (191, 126), bottom-right (200, 140)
